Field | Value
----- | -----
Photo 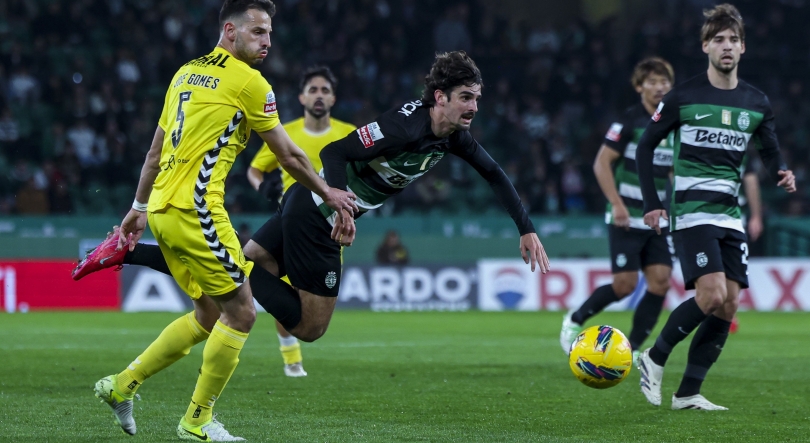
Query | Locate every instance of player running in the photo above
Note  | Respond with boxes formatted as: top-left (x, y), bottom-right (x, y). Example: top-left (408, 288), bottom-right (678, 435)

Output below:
top-left (560, 58), bottom-right (675, 363)
top-left (89, 1), bottom-right (356, 440)
top-left (76, 51), bottom-right (550, 347)
top-left (635, 4), bottom-right (796, 411)
top-left (247, 66), bottom-right (356, 377)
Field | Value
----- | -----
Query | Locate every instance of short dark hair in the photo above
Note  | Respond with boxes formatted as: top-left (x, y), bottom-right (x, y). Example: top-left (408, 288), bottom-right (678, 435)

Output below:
top-left (701, 3), bottom-right (744, 42)
top-left (219, 0), bottom-right (276, 26)
top-left (299, 66), bottom-right (338, 93)
top-left (421, 51), bottom-right (483, 106)
top-left (631, 57), bottom-right (674, 88)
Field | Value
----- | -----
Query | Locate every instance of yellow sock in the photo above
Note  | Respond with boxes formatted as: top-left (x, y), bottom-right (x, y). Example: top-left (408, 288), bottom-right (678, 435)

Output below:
top-left (280, 342), bottom-right (303, 365)
top-left (117, 311), bottom-right (210, 396)
top-left (184, 321), bottom-right (248, 426)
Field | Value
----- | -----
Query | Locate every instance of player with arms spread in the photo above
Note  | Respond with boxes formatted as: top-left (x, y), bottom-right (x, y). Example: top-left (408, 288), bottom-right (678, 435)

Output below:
top-left (243, 50), bottom-right (550, 343)
top-left (88, 1), bottom-right (356, 440)
top-left (635, 4), bottom-right (796, 411)
top-left (560, 58), bottom-right (675, 363)
top-left (247, 66), bottom-right (356, 377)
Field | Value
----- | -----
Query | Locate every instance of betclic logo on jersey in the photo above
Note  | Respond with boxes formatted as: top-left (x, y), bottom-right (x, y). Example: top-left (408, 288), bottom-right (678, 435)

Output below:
top-left (605, 123), bottom-right (623, 142)
top-left (357, 122), bottom-right (385, 148)
top-left (652, 102), bottom-right (664, 122)
top-left (264, 91), bottom-right (277, 114)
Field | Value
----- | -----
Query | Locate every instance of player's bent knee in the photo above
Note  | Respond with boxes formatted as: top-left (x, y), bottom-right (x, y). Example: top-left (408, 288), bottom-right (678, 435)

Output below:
top-left (294, 326), bottom-right (327, 343)
top-left (647, 279), bottom-right (671, 296)
top-left (244, 240), bottom-right (279, 275)
top-left (612, 274), bottom-right (638, 298)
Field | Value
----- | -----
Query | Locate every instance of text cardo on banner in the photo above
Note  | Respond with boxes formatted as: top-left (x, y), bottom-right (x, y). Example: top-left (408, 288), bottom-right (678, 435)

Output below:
top-left (476, 258), bottom-right (810, 311)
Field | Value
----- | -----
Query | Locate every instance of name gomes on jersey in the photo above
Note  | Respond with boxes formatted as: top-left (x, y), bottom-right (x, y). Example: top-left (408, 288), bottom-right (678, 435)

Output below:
top-left (357, 122), bottom-right (385, 148)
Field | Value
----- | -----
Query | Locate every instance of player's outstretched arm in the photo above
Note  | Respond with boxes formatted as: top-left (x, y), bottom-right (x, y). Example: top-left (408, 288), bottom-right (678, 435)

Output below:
top-left (118, 126), bottom-right (164, 251)
top-left (257, 125), bottom-right (358, 215)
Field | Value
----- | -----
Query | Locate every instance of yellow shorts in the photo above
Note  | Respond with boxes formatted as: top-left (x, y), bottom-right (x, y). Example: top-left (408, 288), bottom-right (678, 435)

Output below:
top-left (148, 205), bottom-right (253, 299)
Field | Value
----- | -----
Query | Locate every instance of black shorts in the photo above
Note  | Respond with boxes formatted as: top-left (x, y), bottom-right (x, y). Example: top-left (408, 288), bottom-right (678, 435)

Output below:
top-left (608, 225), bottom-right (673, 273)
top-left (673, 224), bottom-right (749, 290)
top-left (251, 183), bottom-right (342, 297)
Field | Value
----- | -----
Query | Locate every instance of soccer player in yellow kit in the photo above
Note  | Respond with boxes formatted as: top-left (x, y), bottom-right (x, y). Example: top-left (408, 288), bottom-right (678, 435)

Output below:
top-left (91, 1), bottom-right (356, 440)
top-left (247, 66), bottom-right (355, 378)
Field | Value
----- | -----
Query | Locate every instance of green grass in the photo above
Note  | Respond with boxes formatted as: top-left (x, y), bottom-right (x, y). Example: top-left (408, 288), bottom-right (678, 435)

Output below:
top-left (1, 311), bottom-right (809, 442)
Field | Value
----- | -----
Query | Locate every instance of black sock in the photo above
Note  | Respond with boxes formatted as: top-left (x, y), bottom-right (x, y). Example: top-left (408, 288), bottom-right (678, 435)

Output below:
top-left (675, 315), bottom-right (731, 397)
top-left (629, 291), bottom-right (666, 350)
top-left (648, 297), bottom-right (707, 366)
top-left (123, 244), bottom-right (172, 276)
top-left (249, 265), bottom-right (302, 331)
top-left (571, 284), bottom-right (619, 325)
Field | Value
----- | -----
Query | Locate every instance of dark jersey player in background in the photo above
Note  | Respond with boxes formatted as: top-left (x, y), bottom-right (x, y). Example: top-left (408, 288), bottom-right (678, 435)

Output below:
top-left (560, 58), bottom-right (675, 365)
top-left (635, 4), bottom-right (796, 411)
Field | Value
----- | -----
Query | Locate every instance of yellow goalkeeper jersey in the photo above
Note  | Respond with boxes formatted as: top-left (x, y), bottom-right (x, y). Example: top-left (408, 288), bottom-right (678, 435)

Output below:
top-left (249, 117), bottom-right (356, 193)
top-left (149, 46), bottom-right (281, 212)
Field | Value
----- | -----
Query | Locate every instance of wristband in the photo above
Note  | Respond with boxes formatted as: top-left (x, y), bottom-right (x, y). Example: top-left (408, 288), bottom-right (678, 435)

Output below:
top-left (132, 199), bottom-right (148, 212)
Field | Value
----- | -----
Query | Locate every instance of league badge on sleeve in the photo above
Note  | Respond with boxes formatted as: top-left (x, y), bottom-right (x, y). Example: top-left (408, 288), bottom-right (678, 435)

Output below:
top-left (264, 91), bottom-right (277, 114)
top-left (652, 102), bottom-right (664, 122)
top-left (357, 122), bottom-right (385, 148)
top-left (606, 123), bottom-right (623, 142)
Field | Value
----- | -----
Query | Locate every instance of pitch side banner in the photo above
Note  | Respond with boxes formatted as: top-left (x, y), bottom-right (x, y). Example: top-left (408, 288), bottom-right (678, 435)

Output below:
top-left (0, 260), bottom-right (119, 312)
top-left (337, 265), bottom-right (477, 311)
top-left (478, 258), bottom-right (810, 312)
top-left (118, 264), bottom-right (477, 312)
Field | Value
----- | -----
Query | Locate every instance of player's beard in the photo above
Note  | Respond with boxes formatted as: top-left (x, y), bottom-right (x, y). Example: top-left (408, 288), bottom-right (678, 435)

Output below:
top-left (305, 104), bottom-right (328, 119)
top-left (711, 54), bottom-right (737, 74)
top-left (234, 34), bottom-right (264, 66)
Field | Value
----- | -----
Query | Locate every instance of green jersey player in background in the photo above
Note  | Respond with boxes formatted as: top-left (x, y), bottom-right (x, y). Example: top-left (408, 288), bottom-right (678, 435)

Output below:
top-left (560, 58), bottom-right (675, 365)
top-left (636, 3), bottom-right (796, 411)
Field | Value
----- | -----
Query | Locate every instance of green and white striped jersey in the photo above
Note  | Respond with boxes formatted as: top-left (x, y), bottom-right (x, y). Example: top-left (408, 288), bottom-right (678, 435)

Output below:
top-left (636, 73), bottom-right (785, 233)
top-left (602, 103), bottom-right (674, 229)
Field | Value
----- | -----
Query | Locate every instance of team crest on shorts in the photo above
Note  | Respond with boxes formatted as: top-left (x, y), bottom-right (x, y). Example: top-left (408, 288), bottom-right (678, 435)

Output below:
top-left (737, 111), bottom-right (750, 131)
top-left (616, 253), bottom-right (627, 268)
top-left (325, 271), bottom-right (337, 289)
top-left (696, 252), bottom-right (708, 268)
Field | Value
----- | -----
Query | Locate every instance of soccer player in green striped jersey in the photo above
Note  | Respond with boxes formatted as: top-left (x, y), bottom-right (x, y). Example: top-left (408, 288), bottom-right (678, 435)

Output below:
top-left (560, 58), bottom-right (675, 362)
top-left (635, 4), bottom-right (796, 411)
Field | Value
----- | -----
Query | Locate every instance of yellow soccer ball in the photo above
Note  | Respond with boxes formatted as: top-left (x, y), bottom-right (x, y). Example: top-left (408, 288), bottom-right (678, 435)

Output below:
top-left (568, 325), bottom-right (632, 389)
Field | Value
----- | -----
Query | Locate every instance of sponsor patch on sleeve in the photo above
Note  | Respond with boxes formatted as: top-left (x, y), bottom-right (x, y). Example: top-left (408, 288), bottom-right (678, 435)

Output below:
top-left (264, 91), bottom-right (277, 114)
top-left (357, 122), bottom-right (385, 148)
top-left (605, 123), bottom-right (623, 142)
top-left (651, 102), bottom-right (664, 122)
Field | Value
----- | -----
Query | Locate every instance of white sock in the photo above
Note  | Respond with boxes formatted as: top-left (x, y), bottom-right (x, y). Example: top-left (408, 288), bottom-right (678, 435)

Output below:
top-left (278, 333), bottom-right (298, 347)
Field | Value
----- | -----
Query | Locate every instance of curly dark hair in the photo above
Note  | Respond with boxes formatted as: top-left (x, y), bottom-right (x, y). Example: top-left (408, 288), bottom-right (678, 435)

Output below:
top-left (299, 65), bottom-right (338, 93)
top-left (420, 51), bottom-right (483, 106)
top-left (219, 0), bottom-right (276, 26)
top-left (701, 3), bottom-right (744, 42)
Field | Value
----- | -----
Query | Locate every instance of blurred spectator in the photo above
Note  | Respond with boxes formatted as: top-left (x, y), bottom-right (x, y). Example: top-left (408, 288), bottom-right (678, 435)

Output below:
top-left (0, 0), bottom-right (805, 217)
top-left (376, 230), bottom-right (410, 265)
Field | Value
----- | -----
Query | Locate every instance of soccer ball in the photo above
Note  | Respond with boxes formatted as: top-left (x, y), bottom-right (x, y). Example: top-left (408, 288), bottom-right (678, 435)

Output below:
top-left (568, 325), bottom-right (632, 389)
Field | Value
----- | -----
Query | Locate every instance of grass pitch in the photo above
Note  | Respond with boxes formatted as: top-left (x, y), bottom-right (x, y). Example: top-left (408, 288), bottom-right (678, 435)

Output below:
top-left (1, 311), bottom-right (808, 442)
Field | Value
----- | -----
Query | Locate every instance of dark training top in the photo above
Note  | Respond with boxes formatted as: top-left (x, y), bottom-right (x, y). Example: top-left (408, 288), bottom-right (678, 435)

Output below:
top-left (319, 100), bottom-right (535, 235)
top-left (635, 72), bottom-right (785, 233)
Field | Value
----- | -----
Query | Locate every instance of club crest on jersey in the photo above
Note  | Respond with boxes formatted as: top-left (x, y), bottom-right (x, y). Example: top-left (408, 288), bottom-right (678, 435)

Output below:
top-left (722, 109), bottom-right (731, 125)
top-left (616, 253), bottom-right (627, 268)
top-left (738, 112), bottom-right (750, 131)
top-left (606, 123), bottom-right (623, 142)
top-left (325, 271), bottom-right (337, 289)
top-left (264, 91), bottom-right (277, 114)
top-left (652, 102), bottom-right (664, 122)
top-left (696, 252), bottom-right (708, 268)
top-left (357, 122), bottom-right (384, 148)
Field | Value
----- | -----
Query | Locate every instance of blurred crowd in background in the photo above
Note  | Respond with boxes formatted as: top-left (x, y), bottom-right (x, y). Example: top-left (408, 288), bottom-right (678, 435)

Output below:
top-left (1, 0), bottom-right (808, 217)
